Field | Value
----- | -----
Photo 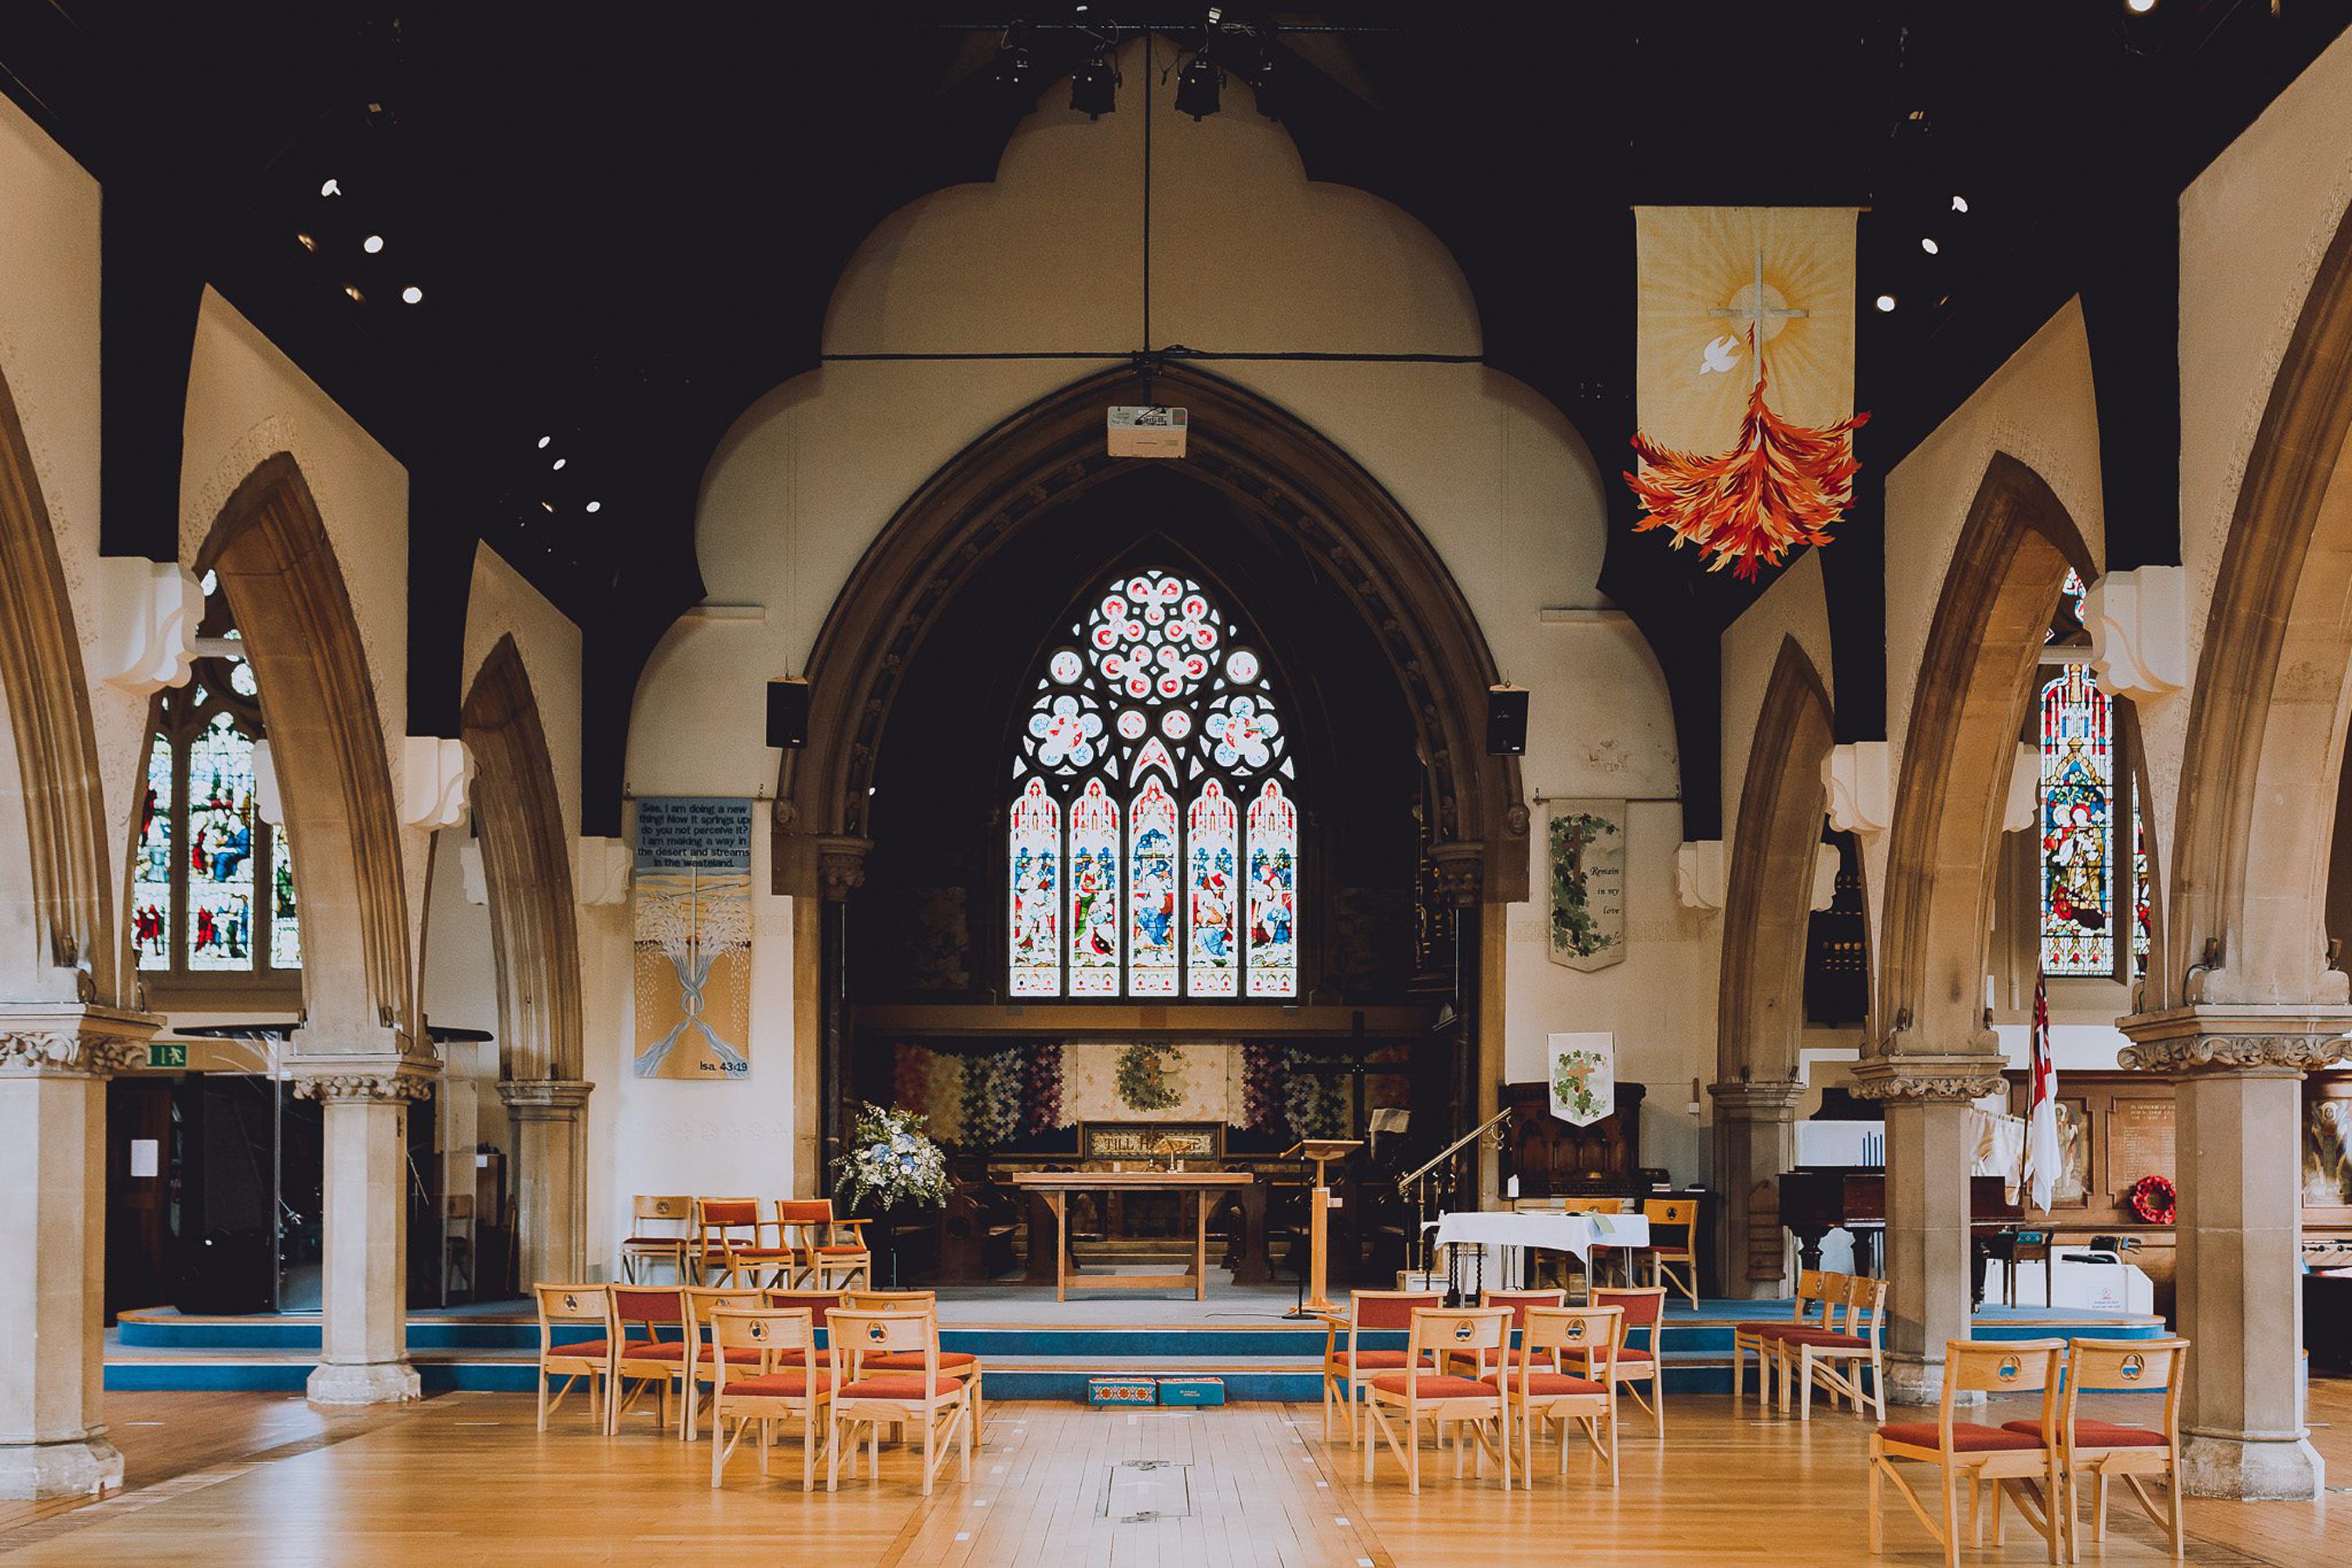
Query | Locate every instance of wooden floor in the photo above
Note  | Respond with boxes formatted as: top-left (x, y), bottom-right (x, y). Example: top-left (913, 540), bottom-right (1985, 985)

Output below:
top-left (0, 1381), bottom-right (2340, 1566)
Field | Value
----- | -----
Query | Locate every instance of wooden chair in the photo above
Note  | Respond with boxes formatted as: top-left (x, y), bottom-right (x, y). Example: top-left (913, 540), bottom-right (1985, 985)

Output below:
top-left (1361, 1306), bottom-right (1512, 1494)
top-left (844, 1290), bottom-right (986, 1441)
top-left (680, 1285), bottom-right (770, 1439)
top-left (1731, 1269), bottom-right (1838, 1407)
top-left (2004, 1229), bottom-right (2055, 1308)
top-left (1869, 1338), bottom-right (2067, 1568)
top-left (619, 1195), bottom-right (693, 1283)
top-left (1473, 1287), bottom-right (1566, 1374)
top-left (612, 1284), bottom-right (692, 1435)
top-left (532, 1283), bottom-right (619, 1433)
top-left (693, 1197), bottom-right (794, 1287)
top-left (1570, 1286), bottom-right (1667, 1439)
top-left (779, 1199), bottom-right (871, 1290)
top-left (708, 1308), bottom-right (833, 1491)
top-left (827, 1308), bottom-right (973, 1496)
top-left (1776, 1272), bottom-right (1886, 1423)
top-left (1635, 1196), bottom-right (1703, 1308)
top-left (1319, 1289), bottom-right (1441, 1446)
top-left (1494, 1305), bottom-right (1622, 1488)
top-left (2004, 1337), bottom-right (2187, 1562)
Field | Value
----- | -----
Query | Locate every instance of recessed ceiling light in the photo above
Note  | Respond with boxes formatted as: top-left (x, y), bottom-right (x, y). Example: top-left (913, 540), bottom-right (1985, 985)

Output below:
top-left (2125, 0), bottom-right (2156, 13)
top-left (362, 234), bottom-right (385, 254)
top-left (1920, 237), bottom-right (1940, 255)
top-left (586, 500), bottom-right (602, 514)
top-left (1875, 294), bottom-right (1897, 313)
top-left (320, 177), bottom-right (342, 198)
top-left (296, 232), bottom-right (318, 252)
top-left (552, 458), bottom-right (566, 470)
top-left (537, 435), bottom-right (552, 449)
top-left (401, 285), bottom-right (423, 304)
top-left (1951, 195), bottom-right (1969, 213)
top-left (540, 500), bottom-right (555, 513)
top-left (343, 283), bottom-right (365, 303)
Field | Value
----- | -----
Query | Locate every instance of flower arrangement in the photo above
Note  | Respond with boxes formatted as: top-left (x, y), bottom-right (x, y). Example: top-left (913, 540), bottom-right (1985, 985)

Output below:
top-left (2126, 1173), bottom-right (2176, 1226)
top-left (833, 1102), bottom-right (953, 1213)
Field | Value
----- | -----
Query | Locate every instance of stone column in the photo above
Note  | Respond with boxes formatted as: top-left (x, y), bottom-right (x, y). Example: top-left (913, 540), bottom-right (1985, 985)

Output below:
top-left (1852, 1054), bottom-right (2005, 1406)
top-left (1709, 1078), bottom-right (1806, 1298)
top-left (295, 1058), bottom-right (435, 1406)
top-left (0, 1004), bottom-right (159, 1498)
top-left (2118, 1007), bottom-right (2347, 1499)
top-left (500, 1079), bottom-right (592, 1286)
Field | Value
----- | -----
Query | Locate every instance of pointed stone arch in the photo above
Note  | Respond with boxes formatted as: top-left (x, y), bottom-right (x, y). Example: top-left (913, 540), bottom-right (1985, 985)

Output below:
top-left (198, 453), bottom-right (412, 1044)
top-left (0, 361), bottom-right (115, 1002)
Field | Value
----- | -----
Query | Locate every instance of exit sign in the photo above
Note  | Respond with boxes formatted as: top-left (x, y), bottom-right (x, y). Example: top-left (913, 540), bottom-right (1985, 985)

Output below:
top-left (147, 1041), bottom-right (188, 1069)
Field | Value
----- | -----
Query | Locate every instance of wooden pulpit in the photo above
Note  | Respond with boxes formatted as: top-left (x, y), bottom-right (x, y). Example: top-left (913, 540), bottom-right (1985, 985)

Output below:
top-left (1283, 1139), bottom-right (1363, 1315)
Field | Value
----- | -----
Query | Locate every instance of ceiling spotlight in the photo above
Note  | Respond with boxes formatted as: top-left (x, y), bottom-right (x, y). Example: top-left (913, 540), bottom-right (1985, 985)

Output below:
top-left (296, 231), bottom-right (318, 252)
top-left (1951, 194), bottom-right (1969, 213)
top-left (343, 282), bottom-right (365, 303)
top-left (537, 435), bottom-right (552, 448)
top-left (1071, 49), bottom-right (1120, 118)
top-left (1174, 54), bottom-right (1223, 120)
top-left (363, 234), bottom-right (385, 254)
top-left (585, 500), bottom-right (602, 514)
top-left (401, 285), bottom-right (423, 304)
top-left (539, 500), bottom-right (555, 514)
top-left (320, 177), bottom-right (342, 198)
top-left (2125, 0), bottom-right (2156, 12)
top-left (1875, 293), bottom-right (1897, 313)
top-left (552, 457), bottom-right (567, 470)
top-left (1920, 237), bottom-right (1940, 255)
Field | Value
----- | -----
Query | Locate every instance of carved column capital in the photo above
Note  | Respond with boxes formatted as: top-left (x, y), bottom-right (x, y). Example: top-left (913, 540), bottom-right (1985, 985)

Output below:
top-left (1708, 1078), bottom-right (1807, 1120)
top-left (0, 1004), bottom-right (163, 1078)
top-left (815, 834), bottom-right (873, 902)
top-left (497, 1078), bottom-right (593, 1119)
top-left (1849, 1054), bottom-right (2006, 1103)
top-left (291, 1057), bottom-right (437, 1105)
top-left (2116, 1004), bottom-right (2352, 1078)
top-left (1427, 840), bottom-right (1486, 907)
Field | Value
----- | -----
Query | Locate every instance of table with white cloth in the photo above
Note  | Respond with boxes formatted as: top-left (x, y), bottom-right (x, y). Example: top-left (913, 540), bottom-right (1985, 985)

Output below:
top-left (1426, 1210), bottom-right (1652, 1294)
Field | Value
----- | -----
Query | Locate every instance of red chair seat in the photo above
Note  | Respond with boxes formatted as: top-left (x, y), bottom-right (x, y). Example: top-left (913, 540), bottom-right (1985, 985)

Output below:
top-left (1733, 1321), bottom-right (1809, 1334)
top-left (642, 1343), bottom-right (779, 1365)
top-left (1602, 1346), bottom-right (1653, 1363)
top-left (1766, 1330), bottom-right (1871, 1348)
top-left (1329, 1350), bottom-right (1433, 1371)
top-left (1878, 1421), bottom-right (2045, 1453)
top-left (2003, 1419), bottom-right (2165, 1449)
top-left (552, 1338), bottom-right (657, 1359)
top-left (726, 1248), bottom-right (795, 1261)
top-left (1489, 1371), bottom-right (1606, 1397)
top-left (837, 1375), bottom-right (956, 1401)
top-left (725, 1370), bottom-right (834, 1397)
top-left (1368, 1373), bottom-right (1498, 1399)
top-left (866, 1351), bottom-right (979, 1371)
top-left (811, 1245), bottom-right (869, 1255)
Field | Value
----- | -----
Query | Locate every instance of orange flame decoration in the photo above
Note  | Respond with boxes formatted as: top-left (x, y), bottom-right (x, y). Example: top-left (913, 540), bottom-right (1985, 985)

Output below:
top-left (1624, 336), bottom-right (1870, 581)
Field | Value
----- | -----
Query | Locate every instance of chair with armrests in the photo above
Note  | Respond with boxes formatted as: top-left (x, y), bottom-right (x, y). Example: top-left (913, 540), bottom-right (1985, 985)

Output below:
top-left (1634, 1196), bottom-right (1703, 1308)
top-left (1731, 1269), bottom-right (1838, 1407)
top-left (619, 1195), bottom-right (694, 1283)
top-left (1567, 1285), bottom-right (1668, 1439)
top-left (1776, 1272), bottom-right (1886, 1423)
top-left (1869, 1338), bottom-right (2067, 1568)
top-left (532, 1283), bottom-right (620, 1433)
top-left (709, 1308), bottom-right (833, 1492)
top-left (780, 1199), bottom-right (873, 1290)
top-left (611, 1285), bottom-right (693, 1435)
top-left (2004, 1336), bottom-right (2187, 1562)
top-left (1319, 1289), bottom-right (1442, 1446)
top-left (679, 1285), bottom-right (770, 1440)
top-left (1361, 1306), bottom-right (1512, 1494)
top-left (1494, 1305), bottom-right (1622, 1488)
top-left (828, 1308), bottom-right (973, 1496)
top-left (693, 1197), bottom-right (794, 1288)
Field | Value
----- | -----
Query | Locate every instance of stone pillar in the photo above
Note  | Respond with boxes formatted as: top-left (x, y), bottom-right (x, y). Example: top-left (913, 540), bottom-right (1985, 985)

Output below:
top-left (0, 1005), bottom-right (159, 1498)
top-left (2118, 1007), bottom-right (2347, 1499)
top-left (500, 1079), bottom-right (591, 1286)
top-left (1709, 1078), bottom-right (1806, 1298)
top-left (295, 1058), bottom-right (435, 1406)
top-left (1852, 1054), bottom-right (2005, 1406)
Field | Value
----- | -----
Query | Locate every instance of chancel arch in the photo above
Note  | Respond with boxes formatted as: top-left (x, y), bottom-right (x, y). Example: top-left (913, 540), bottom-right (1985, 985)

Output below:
top-left (1711, 635), bottom-right (1835, 1298)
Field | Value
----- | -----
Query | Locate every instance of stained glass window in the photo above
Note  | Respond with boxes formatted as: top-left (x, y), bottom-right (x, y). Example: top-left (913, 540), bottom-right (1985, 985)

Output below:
top-left (1009, 568), bottom-right (1299, 998)
top-left (124, 592), bottom-right (300, 985)
top-left (2039, 664), bottom-right (2113, 975)
top-left (2131, 800), bottom-right (2151, 980)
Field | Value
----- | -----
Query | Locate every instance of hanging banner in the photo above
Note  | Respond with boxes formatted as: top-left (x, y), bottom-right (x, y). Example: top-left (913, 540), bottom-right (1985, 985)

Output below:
top-left (1547, 800), bottom-right (1627, 971)
top-left (1628, 206), bottom-right (1866, 579)
top-left (1548, 1032), bottom-right (1616, 1127)
top-left (632, 797), bottom-right (754, 1081)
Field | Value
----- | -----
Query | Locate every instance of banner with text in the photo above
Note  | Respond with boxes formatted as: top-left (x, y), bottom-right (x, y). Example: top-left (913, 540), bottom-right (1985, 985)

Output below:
top-left (633, 797), bottom-right (754, 1081)
top-left (1547, 800), bottom-right (1627, 971)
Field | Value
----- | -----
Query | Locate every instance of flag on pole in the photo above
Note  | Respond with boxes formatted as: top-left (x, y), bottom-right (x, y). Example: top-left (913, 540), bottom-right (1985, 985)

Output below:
top-left (2024, 976), bottom-right (2061, 1212)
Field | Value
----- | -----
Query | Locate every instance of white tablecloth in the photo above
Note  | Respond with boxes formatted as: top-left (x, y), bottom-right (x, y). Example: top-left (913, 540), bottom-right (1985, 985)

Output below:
top-left (1428, 1210), bottom-right (1650, 1263)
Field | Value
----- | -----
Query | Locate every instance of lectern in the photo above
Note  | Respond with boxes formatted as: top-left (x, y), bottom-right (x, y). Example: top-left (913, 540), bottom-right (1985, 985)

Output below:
top-left (1282, 1138), bottom-right (1363, 1315)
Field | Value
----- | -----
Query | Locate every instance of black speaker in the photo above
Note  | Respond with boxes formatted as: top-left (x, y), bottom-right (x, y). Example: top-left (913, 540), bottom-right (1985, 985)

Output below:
top-left (1486, 684), bottom-right (1528, 754)
top-left (766, 678), bottom-right (809, 750)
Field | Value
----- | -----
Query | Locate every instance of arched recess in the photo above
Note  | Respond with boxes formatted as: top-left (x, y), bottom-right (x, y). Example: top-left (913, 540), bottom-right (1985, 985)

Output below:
top-left (459, 635), bottom-right (583, 1081)
top-left (1878, 454), bottom-right (2095, 1052)
top-left (1718, 637), bottom-right (1838, 1085)
top-left (198, 453), bottom-right (412, 1043)
top-left (0, 361), bottom-right (116, 1001)
top-left (775, 361), bottom-right (1528, 903)
top-left (2163, 198), bottom-right (2352, 1011)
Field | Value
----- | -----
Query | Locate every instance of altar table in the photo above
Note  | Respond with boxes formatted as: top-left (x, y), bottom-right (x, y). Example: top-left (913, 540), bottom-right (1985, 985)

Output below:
top-left (1007, 1171), bottom-right (1258, 1301)
top-left (1428, 1210), bottom-right (1652, 1290)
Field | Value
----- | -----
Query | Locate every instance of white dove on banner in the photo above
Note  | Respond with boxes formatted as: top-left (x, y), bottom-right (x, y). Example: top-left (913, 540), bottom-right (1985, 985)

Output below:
top-left (1699, 334), bottom-right (1743, 376)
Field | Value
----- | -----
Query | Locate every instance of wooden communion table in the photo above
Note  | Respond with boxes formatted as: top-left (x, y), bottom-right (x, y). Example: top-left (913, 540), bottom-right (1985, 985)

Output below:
top-left (1007, 1171), bottom-right (1258, 1301)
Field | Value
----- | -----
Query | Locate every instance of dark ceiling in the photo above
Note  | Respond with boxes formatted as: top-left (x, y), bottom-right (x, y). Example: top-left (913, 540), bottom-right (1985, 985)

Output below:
top-left (3, 1), bottom-right (2343, 833)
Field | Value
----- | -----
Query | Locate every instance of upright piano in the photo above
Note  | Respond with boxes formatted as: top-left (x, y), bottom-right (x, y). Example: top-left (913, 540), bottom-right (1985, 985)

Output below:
top-left (1778, 1170), bottom-right (2024, 1303)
